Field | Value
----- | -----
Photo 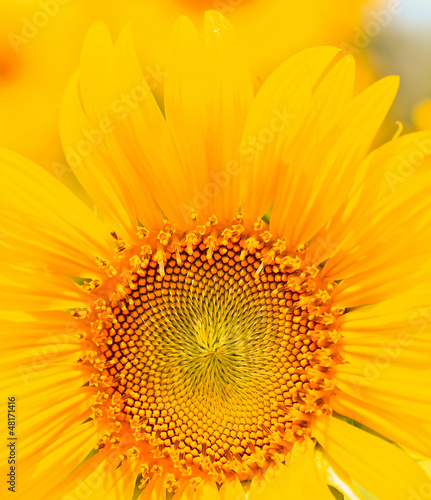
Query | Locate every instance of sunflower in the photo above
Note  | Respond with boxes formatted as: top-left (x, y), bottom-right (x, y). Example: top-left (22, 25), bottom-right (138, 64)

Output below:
top-left (1, 10), bottom-right (431, 500)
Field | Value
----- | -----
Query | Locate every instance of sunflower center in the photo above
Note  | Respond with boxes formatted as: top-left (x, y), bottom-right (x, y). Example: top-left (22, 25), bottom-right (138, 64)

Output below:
top-left (83, 217), bottom-right (343, 487)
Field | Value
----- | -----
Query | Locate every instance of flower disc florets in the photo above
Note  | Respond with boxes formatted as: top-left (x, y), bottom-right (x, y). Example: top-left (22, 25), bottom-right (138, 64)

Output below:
top-left (77, 215), bottom-right (343, 491)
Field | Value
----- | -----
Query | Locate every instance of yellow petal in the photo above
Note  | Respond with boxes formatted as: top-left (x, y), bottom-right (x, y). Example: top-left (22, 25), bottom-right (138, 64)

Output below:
top-left (312, 131), bottom-right (431, 285)
top-left (315, 416), bottom-right (431, 500)
top-left (332, 390), bottom-right (431, 458)
top-left (240, 46), bottom-right (340, 224)
top-left (0, 147), bottom-right (114, 276)
top-left (202, 11), bottom-right (253, 222)
top-left (312, 55), bottom-right (355, 132)
top-left (55, 452), bottom-right (136, 500)
top-left (271, 76), bottom-right (399, 247)
top-left (249, 441), bottom-right (334, 500)
top-left (195, 481), bottom-right (220, 500)
top-left (270, 54), bottom-right (355, 243)
top-left (219, 478), bottom-right (246, 500)
top-left (165, 15), bottom-right (207, 224)
top-left (165, 12), bottom-right (253, 224)
top-left (339, 285), bottom-right (431, 370)
top-left (335, 357), bottom-right (431, 421)
top-left (60, 24), bottom-right (141, 241)
top-left (14, 421), bottom-right (96, 500)
top-left (105, 24), bottom-right (190, 230)
top-left (0, 268), bottom-right (87, 311)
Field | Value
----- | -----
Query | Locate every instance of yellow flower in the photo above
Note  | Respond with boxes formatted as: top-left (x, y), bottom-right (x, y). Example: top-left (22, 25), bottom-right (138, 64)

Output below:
top-left (2, 11), bottom-right (431, 500)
